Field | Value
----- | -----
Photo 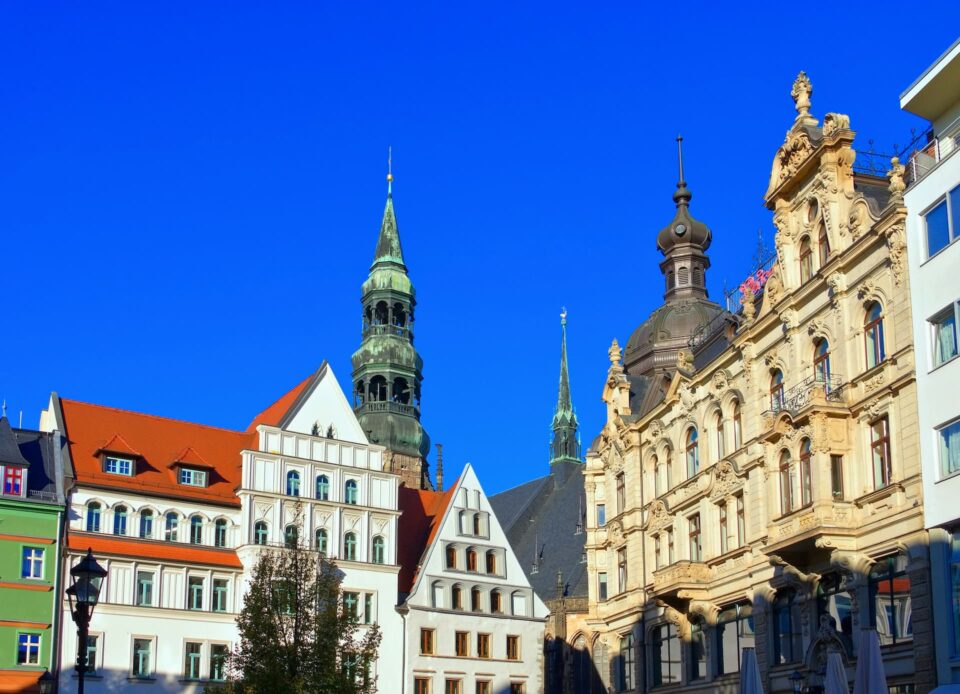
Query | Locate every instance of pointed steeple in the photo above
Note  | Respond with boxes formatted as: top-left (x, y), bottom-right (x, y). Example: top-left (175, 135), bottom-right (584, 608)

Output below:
top-left (372, 187), bottom-right (406, 270)
top-left (550, 309), bottom-right (580, 466)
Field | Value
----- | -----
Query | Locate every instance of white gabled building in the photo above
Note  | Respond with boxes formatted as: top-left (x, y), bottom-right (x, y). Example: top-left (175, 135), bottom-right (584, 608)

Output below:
top-left (398, 463), bottom-right (548, 694)
top-left (237, 361), bottom-right (404, 682)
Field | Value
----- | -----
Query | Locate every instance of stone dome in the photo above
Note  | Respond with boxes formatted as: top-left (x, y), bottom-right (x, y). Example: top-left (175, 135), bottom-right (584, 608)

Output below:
top-left (656, 186), bottom-right (713, 255)
top-left (623, 298), bottom-right (726, 375)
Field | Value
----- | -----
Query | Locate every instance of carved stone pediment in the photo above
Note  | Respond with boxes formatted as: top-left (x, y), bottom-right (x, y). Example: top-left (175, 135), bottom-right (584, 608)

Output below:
top-left (645, 500), bottom-right (674, 532)
top-left (767, 130), bottom-right (816, 197)
top-left (708, 461), bottom-right (743, 500)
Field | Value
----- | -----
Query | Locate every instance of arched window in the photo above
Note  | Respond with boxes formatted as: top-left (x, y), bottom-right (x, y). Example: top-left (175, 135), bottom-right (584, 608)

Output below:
top-left (667, 270), bottom-right (676, 289)
top-left (458, 511), bottom-right (466, 534)
top-left (490, 589), bottom-right (503, 613)
top-left (693, 265), bottom-right (703, 287)
top-left (139, 510), bottom-right (153, 539)
top-left (190, 515), bottom-right (203, 544)
top-left (392, 377), bottom-right (409, 404)
top-left (369, 376), bottom-right (387, 402)
top-left (86, 503), bottom-right (102, 532)
top-left (431, 581), bottom-right (444, 608)
top-left (452, 585), bottom-right (463, 610)
top-left (814, 338), bottom-right (831, 385)
top-left (467, 549), bottom-right (478, 572)
top-left (818, 222), bottom-right (831, 267)
top-left (715, 412), bottom-right (725, 460)
top-left (344, 479), bottom-right (358, 505)
top-left (214, 519), bottom-right (227, 548)
top-left (865, 302), bottom-right (886, 369)
top-left (619, 634), bottom-right (636, 691)
top-left (679, 266), bottom-right (689, 285)
top-left (732, 400), bottom-right (743, 450)
top-left (374, 301), bottom-right (388, 325)
top-left (473, 513), bottom-right (482, 536)
top-left (799, 236), bottom-right (813, 282)
top-left (773, 589), bottom-right (802, 664)
top-left (446, 545), bottom-right (457, 569)
top-left (716, 603), bottom-right (755, 675)
top-left (779, 451), bottom-right (795, 515)
top-left (343, 532), bottom-right (357, 560)
top-left (286, 471), bottom-right (300, 497)
top-left (316, 475), bottom-right (330, 500)
top-left (254, 521), bottom-right (268, 545)
top-left (284, 524), bottom-right (298, 549)
top-left (800, 439), bottom-right (813, 508)
top-left (372, 536), bottom-right (385, 564)
top-left (113, 506), bottom-right (128, 536)
top-left (471, 586), bottom-right (481, 612)
top-left (485, 550), bottom-right (497, 575)
top-left (652, 454), bottom-right (663, 497)
top-left (165, 512), bottom-right (178, 541)
top-left (685, 428), bottom-right (700, 478)
top-left (316, 528), bottom-right (328, 555)
top-left (770, 370), bottom-right (785, 411)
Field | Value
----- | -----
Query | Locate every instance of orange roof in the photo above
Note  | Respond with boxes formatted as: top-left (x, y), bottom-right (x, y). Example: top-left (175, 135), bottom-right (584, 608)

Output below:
top-left (68, 532), bottom-right (243, 569)
top-left (61, 398), bottom-right (252, 507)
top-left (0, 670), bottom-right (46, 693)
top-left (246, 373), bottom-right (314, 432)
top-left (397, 485), bottom-right (457, 594)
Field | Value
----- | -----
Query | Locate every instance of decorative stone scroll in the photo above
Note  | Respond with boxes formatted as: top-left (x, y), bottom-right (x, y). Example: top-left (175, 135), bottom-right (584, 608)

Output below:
top-left (708, 461), bottom-right (743, 501)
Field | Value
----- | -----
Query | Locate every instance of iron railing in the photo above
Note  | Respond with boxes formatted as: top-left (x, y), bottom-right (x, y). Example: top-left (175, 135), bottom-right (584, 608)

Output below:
top-left (355, 400), bottom-right (419, 417)
top-left (762, 374), bottom-right (846, 418)
top-left (362, 324), bottom-right (413, 342)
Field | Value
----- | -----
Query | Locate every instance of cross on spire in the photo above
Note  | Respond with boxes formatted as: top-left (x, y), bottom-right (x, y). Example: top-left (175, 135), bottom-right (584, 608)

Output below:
top-left (387, 145), bottom-right (393, 196)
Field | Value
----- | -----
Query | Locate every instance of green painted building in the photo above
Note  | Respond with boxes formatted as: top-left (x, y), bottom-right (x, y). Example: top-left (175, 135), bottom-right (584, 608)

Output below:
top-left (0, 415), bottom-right (67, 692)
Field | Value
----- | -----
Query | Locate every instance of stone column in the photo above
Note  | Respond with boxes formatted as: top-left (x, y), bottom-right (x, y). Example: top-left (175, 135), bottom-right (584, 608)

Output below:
top-left (907, 538), bottom-right (936, 693)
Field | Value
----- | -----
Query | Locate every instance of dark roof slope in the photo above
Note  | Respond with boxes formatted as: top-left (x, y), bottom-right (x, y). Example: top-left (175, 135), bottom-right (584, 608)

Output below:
top-left (1, 418), bottom-right (65, 504)
top-left (490, 461), bottom-right (588, 602)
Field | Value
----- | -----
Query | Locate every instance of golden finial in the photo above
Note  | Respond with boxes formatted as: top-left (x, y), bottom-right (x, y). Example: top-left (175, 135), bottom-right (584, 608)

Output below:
top-left (560, 306), bottom-right (567, 325)
top-left (386, 145), bottom-right (393, 195)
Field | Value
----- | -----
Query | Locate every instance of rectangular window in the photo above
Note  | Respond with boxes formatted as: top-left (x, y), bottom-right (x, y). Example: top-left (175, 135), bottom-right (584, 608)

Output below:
top-left (188, 576), bottom-right (204, 610)
top-left (184, 642), bottom-right (203, 680)
top-left (213, 579), bottom-right (229, 613)
top-left (179, 467), bottom-right (207, 487)
top-left (925, 187), bottom-right (960, 258)
top-left (3, 466), bottom-right (24, 495)
top-left (364, 592), bottom-right (373, 625)
top-left (617, 547), bottom-right (628, 593)
top-left (940, 419), bottom-right (960, 478)
top-left (85, 634), bottom-right (99, 675)
top-left (616, 473), bottom-right (626, 514)
top-left (414, 678), bottom-right (431, 694)
top-left (104, 456), bottom-right (133, 476)
top-left (689, 513), bottom-right (702, 561)
top-left (445, 680), bottom-right (462, 694)
top-left (651, 623), bottom-right (680, 686)
top-left (716, 604), bottom-right (755, 675)
top-left (455, 631), bottom-right (469, 657)
top-left (476, 682), bottom-right (491, 694)
top-left (667, 528), bottom-right (675, 564)
top-left (869, 554), bottom-right (913, 645)
top-left (596, 503), bottom-right (606, 527)
top-left (210, 644), bottom-right (228, 682)
top-left (736, 494), bottom-right (746, 547)
top-left (136, 571), bottom-right (154, 606)
top-left (132, 638), bottom-right (152, 678)
top-left (654, 534), bottom-right (662, 569)
top-left (719, 503), bottom-right (729, 555)
top-left (477, 633), bottom-right (490, 659)
top-left (509, 685), bottom-right (525, 694)
top-left (506, 635), bottom-right (520, 661)
top-left (21, 547), bottom-right (44, 579)
top-left (871, 417), bottom-right (892, 489)
top-left (420, 628), bottom-right (435, 655)
top-left (344, 591), bottom-right (359, 621)
top-left (831, 455), bottom-right (844, 500)
top-left (598, 572), bottom-right (608, 601)
top-left (931, 304), bottom-right (959, 367)
top-left (17, 633), bottom-right (40, 665)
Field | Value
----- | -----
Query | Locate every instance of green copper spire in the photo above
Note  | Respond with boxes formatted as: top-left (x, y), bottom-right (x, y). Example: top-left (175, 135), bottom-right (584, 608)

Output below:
top-left (371, 193), bottom-right (406, 269)
top-left (550, 309), bottom-right (581, 465)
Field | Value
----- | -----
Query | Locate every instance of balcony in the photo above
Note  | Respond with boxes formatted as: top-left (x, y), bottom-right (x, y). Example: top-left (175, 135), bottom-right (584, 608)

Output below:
top-left (903, 117), bottom-right (960, 187)
top-left (355, 400), bottom-right (419, 417)
top-left (764, 503), bottom-right (857, 559)
top-left (651, 560), bottom-right (713, 598)
top-left (362, 323), bottom-right (413, 342)
top-left (762, 374), bottom-right (846, 420)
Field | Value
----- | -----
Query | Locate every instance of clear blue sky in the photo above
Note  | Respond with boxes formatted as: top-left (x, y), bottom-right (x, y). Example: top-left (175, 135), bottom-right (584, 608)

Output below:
top-left (2, 3), bottom-right (957, 494)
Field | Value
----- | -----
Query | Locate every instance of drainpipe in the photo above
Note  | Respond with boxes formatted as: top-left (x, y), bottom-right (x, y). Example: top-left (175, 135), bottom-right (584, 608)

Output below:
top-left (51, 506), bottom-right (64, 684)
top-left (397, 603), bottom-right (409, 694)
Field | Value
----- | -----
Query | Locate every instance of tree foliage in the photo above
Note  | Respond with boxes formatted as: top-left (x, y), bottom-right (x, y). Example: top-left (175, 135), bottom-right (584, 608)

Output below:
top-left (208, 515), bottom-right (381, 693)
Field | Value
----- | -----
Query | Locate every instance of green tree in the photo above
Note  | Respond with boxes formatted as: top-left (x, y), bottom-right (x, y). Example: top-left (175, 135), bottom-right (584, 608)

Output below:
top-left (208, 513), bottom-right (381, 693)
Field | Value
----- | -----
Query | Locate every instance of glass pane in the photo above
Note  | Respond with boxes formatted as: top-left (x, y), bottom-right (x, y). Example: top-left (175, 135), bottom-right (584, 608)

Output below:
top-left (927, 200), bottom-right (950, 256)
top-left (941, 420), bottom-right (960, 477)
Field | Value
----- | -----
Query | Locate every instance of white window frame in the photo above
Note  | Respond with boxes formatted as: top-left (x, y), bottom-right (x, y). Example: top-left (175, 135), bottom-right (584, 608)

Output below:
top-left (22, 546), bottom-right (44, 580)
top-left (938, 417), bottom-right (960, 480)
top-left (187, 575), bottom-right (205, 611)
top-left (136, 570), bottom-right (155, 607)
top-left (209, 642), bottom-right (230, 682)
top-left (131, 636), bottom-right (155, 679)
top-left (17, 632), bottom-right (41, 665)
top-left (184, 641), bottom-right (204, 680)
top-left (929, 301), bottom-right (960, 370)
top-left (179, 467), bottom-right (207, 487)
top-left (104, 456), bottom-right (133, 476)
top-left (212, 577), bottom-right (230, 613)
top-left (924, 185), bottom-right (960, 259)
top-left (85, 632), bottom-right (101, 675)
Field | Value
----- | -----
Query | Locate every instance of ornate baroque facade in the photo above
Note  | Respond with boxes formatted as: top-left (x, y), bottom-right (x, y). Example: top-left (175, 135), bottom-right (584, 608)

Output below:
top-left (582, 74), bottom-right (928, 693)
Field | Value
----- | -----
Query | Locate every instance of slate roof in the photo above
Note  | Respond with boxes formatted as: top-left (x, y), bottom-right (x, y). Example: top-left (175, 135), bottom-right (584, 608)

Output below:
top-left (1, 418), bottom-right (65, 504)
top-left (489, 460), bottom-right (588, 603)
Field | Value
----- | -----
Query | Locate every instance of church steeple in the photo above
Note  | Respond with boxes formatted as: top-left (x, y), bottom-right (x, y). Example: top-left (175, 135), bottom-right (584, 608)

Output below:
top-left (550, 309), bottom-right (581, 466)
top-left (351, 162), bottom-right (431, 489)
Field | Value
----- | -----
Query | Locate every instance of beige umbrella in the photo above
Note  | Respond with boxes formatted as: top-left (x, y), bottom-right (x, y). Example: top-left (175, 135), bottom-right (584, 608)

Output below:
top-left (824, 651), bottom-right (848, 694)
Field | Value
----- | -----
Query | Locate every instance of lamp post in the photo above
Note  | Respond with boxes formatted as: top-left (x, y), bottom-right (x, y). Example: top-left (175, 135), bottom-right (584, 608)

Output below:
top-left (790, 669), bottom-right (805, 694)
top-left (66, 549), bottom-right (107, 694)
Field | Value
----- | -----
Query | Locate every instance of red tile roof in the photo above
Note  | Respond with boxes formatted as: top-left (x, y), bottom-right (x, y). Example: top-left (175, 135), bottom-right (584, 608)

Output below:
top-left (246, 373), bottom-right (314, 432)
top-left (397, 485), bottom-right (457, 594)
top-left (68, 532), bottom-right (243, 569)
top-left (61, 399), bottom-right (252, 507)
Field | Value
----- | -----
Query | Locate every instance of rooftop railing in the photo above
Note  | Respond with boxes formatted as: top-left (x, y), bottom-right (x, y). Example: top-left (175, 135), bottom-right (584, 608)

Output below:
top-left (902, 116), bottom-right (960, 187)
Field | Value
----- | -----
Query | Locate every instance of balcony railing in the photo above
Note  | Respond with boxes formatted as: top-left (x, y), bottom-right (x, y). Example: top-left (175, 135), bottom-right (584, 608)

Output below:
top-left (362, 324), bottom-right (413, 342)
top-left (902, 117), bottom-right (960, 187)
top-left (763, 374), bottom-right (846, 418)
top-left (355, 400), bottom-right (419, 417)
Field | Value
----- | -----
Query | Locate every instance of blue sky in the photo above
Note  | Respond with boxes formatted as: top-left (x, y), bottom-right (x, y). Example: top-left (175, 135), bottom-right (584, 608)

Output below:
top-left (2, 3), bottom-right (957, 494)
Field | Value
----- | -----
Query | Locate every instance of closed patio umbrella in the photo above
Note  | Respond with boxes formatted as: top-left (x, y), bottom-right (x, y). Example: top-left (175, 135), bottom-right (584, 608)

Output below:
top-left (824, 650), bottom-right (848, 694)
top-left (740, 647), bottom-right (764, 694)
top-left (852, 629), bottom-right (887, 694)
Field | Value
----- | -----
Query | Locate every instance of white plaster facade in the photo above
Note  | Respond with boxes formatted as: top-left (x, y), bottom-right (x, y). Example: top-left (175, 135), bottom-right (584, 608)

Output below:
top-left (401, 464), bottom-right (548, 694)
top-left (901, 37), bottom-right (960, 687)
top-left (237, 363), bottom-right (405, 685)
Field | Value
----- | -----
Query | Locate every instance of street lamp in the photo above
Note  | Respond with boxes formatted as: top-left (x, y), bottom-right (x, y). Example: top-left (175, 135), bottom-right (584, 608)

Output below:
top-left (37, 670), bottom-right (54, 694)
top-left (790, 669), bottom-right (805, 694)
top-left (66, 549), bottom-right (107, 694)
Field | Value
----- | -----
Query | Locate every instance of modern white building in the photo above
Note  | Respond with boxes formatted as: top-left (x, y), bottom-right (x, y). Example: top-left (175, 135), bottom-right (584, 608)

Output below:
top-left (398, 463), bottom-right (548, 694)
top-left (237, 362), bottom-right (404, 682)
top-left (900, 37), bottom-right (960, 687)
top-left (43, 395), bottom-right (249, 692)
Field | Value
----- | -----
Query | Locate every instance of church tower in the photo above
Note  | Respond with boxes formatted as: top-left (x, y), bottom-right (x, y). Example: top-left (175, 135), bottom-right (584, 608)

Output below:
top-left (550, 310), bottom-right (581, 466)
top-left (351, 168), bottom-right (431, 489)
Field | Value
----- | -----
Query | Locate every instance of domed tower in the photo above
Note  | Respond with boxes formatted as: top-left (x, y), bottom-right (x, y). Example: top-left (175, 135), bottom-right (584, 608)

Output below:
top-left (623, 137), bottom-right (726, 377)
top-left (351, 169), bottom-right (431, 489)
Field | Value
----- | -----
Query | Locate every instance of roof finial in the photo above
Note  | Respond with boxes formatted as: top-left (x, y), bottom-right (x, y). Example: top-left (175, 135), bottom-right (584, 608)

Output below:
top-left (1, 400), bottom-right (6, 418)
top-left (673, 135), bottom-right (692, 207)
top-left (560, 306), bottom-right (567, 326)
top-left (676, 135), bottom-right (685, 185)
top-left (387, 145), bottom-right (393, 196)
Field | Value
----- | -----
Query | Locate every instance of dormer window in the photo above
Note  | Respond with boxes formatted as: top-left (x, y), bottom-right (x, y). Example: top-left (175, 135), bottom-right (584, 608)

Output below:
top-left (3, 466), bottom-right (25, 496)
top-left (104, 456), bottom-right (133, 476)
top-left (179, 467), bottom-right (207, 487)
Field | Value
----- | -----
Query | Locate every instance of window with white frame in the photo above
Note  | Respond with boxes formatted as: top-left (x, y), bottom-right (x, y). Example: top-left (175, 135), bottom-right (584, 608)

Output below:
top-left (184, 642), bottom-right (203, 680)
top-left (213, 579), bottom-right (230, 612)
top-left (925, 185), bottom-right (960, 258)
top-left (132, 637), bottom-right (153, 678)
top-left (136, 571), bottom-right (154, 606)
top-left (188, 576), bottom-right (205, 610)
top-left (179, 467), bottom-right (207, 487)
top-left (85, 634), bottom-right (100, 675)
top-left (3, 465), bottom-right (24, 496)
top-left (931, 302), bottom-right (959, 368)
top-left (210, 644), bottom-right (228, 681)
top-left (104, 456), bottom-right (133, 476)
top-left (21, 547), bottom-right (43, 579)
top-left (940, 418), bottom-right (960, 479)
top-left (17, 633), bottom-right (40, 665)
